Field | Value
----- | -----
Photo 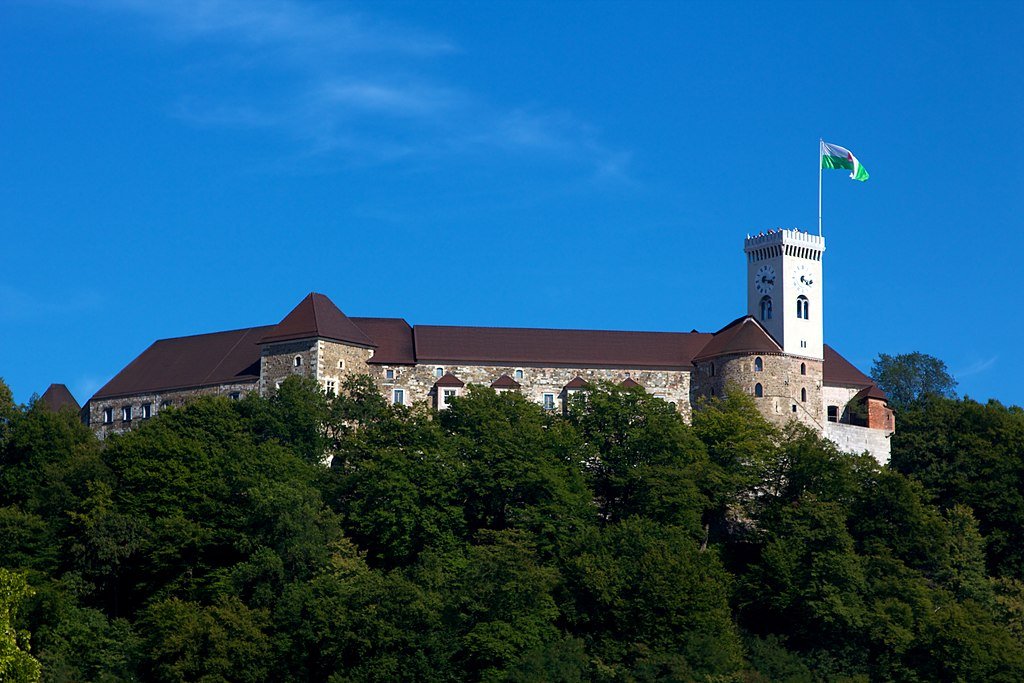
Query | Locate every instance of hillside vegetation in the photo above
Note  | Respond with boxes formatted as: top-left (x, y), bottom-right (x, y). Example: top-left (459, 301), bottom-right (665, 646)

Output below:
top-left (2, 376), bottom-right (1023, 682)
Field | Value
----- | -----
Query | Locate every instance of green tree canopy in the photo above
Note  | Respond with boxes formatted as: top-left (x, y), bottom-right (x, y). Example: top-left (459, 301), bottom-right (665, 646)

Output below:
top-left (870, 351), bottom-right (957, 407)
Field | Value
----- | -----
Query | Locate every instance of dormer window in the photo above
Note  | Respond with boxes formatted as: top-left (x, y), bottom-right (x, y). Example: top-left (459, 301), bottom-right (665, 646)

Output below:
top-left (796, 295), bottom-right (810, 320)
top-left (759, 296), bottom-right (773, 321)
top-left (754, 357), bottom-right (764, 372)
top-left (294, 355), bottom-right (303, 367)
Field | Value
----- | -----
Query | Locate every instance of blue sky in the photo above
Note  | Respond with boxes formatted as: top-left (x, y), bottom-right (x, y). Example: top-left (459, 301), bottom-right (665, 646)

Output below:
top-left (2, 0), bottom-right (1022, 407)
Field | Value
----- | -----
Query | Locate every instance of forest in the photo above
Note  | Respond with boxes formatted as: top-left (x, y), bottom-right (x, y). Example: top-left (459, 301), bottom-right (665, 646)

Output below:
top-left (2, 373), bottom-right (1024, 682)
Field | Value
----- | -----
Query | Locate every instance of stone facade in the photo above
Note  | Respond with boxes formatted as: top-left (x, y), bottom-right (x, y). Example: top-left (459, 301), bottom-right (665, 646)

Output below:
top-left (87, 380), bottom-right (258, 439)
top-left (316, 340), bottom-right (375, 395)
top-left (693, 353), bottom-right (824, 429)
top-left (368, 363), bottom-right (693, 420)
top-left (824, 421), bottom-right (894, 465)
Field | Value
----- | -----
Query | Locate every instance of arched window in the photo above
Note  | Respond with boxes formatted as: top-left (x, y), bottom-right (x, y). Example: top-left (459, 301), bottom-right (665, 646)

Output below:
top-left (294, 355), bottom-right (303, 367)
top-left (754, 383), bottom-right (763, 398)
top-left (514, 368), bottom-right (524, 380)
top-left (796, 295), bottom-right (809, 320)
top-left (800, 362), bottom-right (806, 375)
top-left (754, 357), bottom-right (763, 372)
top-left (801, 387), bottom-right (807, 402)
top-left (759, 296), bottom-right (773, 321)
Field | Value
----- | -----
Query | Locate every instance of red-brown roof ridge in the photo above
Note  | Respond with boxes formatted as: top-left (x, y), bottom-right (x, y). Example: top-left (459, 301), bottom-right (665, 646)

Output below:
top-left (259, 293), bottom-right (375, 347)
top-left (435, 372), bottom-right (465, 388)
top-left (692, 316), bottom-right (783, 362)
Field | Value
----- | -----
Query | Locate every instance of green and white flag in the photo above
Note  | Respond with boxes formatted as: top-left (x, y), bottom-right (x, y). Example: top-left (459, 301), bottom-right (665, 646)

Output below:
top-left (820, 141), bottom-right (869, 181)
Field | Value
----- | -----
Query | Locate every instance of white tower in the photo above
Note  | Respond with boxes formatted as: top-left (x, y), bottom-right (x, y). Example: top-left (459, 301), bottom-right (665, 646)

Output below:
top-left (744, 229), bottom-right (825, 360)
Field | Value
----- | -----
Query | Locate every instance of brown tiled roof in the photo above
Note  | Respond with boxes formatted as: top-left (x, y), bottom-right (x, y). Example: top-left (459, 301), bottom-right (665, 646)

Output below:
top-left (413, 325), bottom-right (712, 369)
top-left (620, 377), bottom-right (642, 388)
top-left (823, 345), bottom-right (876, 389)
top-left (259, 293), bottom-right (375, 347)
top-left (852, 384), bottom-right (889, 402)
top-left (39, 384), bottom-right (80, 412)
top-left (490, 374), bottom-right (521, 389)
top-left (351, 317), bottom-right (415, 364)
top-left (435, 372), bottom-right (465, 388)
top-left (92, 326), bottom-right (269, 400)
top-left (564, 376), bottom-right (589, 390)
top-left (692, 316), bottom-right (782, 362)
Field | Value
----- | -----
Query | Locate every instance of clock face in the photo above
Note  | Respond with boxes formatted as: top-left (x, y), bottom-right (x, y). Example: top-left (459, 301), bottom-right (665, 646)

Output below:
top-left (792, 265), bottom-right (815, 292)
top-left (754, 265), bottom-right (776, 295)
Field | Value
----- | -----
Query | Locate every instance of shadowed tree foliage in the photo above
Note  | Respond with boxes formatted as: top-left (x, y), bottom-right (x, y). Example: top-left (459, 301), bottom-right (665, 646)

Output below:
top-left (870, 351), bottom-right (957, 407)
top-left (2, 375), bottom-right (1024, 681)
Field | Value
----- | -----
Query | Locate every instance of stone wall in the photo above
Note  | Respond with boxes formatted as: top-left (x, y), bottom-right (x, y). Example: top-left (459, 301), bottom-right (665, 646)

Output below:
top-left (316, 340), bottom-right (374, 394)
top-left (693, 353), bottom-right (824, 429)
top-left (260, 340), bottom-right (317, 395)
top-left (822, 385), bottom-right (862, 423)
top-left (369, 363), bottom-right (694, 420)
top-left (87, 380), bottom-right (258, 439)
top-left (824, 421), bottom-right (892, 464)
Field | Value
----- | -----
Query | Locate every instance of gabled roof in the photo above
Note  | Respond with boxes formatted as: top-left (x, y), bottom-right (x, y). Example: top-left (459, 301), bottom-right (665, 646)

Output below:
top-left (435, 372), bottom-right (465, 388)
top-left (414, 325), bottom-right (712, 369)
top-left (39, 384), bottom-right (80, 412)
top-left (490, 374), bottom-right (521, 389)
top-left (259, 293), bottom-right (375, 347)
top-left (92, 326), bottom-right (269, 400)
top-left (852, 384), bottom-right (889, 402)
top-left (692, 316), bottom-right (782, 362)
top-left (620, 377), bottom-right (642, 388)
top-left (564, 376), bottom-right (589, 390)
top-left (351, 317), bottom-right (415, 364)
top-left (823, 345), bottom-right (877, 389)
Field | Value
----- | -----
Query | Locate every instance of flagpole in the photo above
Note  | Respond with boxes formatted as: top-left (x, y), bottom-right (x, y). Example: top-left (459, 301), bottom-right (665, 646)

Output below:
top-left (817, 138), bottom-right (823, 236)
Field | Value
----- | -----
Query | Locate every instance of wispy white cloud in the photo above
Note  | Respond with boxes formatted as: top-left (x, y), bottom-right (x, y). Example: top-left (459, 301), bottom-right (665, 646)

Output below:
top-left (955, 355), bottom-right (998, 379)
top-left (0, 284), bottom-right (100, 320)
top-left (67, 0), bottom-right (629, 177)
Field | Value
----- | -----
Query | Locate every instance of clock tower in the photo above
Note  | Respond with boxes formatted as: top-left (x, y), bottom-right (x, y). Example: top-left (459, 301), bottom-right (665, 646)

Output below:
top-left (744, 229), bottom-right (825, 360)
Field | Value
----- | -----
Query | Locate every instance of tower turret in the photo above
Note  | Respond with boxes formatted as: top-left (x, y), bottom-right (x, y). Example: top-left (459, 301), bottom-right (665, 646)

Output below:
top-left (744, 229), bottom-right (825, 360)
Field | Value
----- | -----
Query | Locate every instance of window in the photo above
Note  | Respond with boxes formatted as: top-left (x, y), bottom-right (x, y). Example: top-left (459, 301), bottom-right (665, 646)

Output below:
top-left (754, 383), bottom-right (763, 398)
top-left (103, 407), bottom-right (113, 424)
top-left (514, 368), bottom-right (524, 380)
top-left (800, 362), bottom-right (806, 376)
top-left (435, 367), bottom-right (444, 378)
top-left (385, 368), bottom-right (395, 380)
top-left (442, 388), bottom-right (456, 407)
top-left (141, 403), bottom-right (152, 419)
top-left (800, 340), bottom-right (807, 349)
top-left (710, 363), bottom-right (715, 377)
top-left (324, 380), bottom-right (336, 396)
top-left (754, 357), bottom-right (764, 372)
top-left (796, 295), bottom-right (810, 320)
top-left (792, 404), bottom-right (797, 413)
top-left (229, 392), bottom-right (241, 401)
top-left (294, 355), bottom-right (303, 367)
top-left (275, 381), bottom-right (282, 390)
top-left (122, 406), bottom-right (132, 422)
top-left (393, 388), bottom-right (405, 406)
top-left (710, 387), bottom-right (716, 397)
top-left (543, 393), bottom-right (555, 410)
top-left (338, 360), bottom-right (345, 370)
top-left (759, 295), bottom-right (773, 321)
top-left (801, 388), bottom-right (807, 402)
top-left (827, 405), bottom-right (839, 422)
top-left (160, 401), bottom-right (172, 410)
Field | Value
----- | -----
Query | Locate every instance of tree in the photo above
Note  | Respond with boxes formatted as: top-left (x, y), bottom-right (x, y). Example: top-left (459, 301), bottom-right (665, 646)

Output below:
top-left (870, 352), bottom-right (957, 407)
top-left (0, 569), bottom-right (41, 683)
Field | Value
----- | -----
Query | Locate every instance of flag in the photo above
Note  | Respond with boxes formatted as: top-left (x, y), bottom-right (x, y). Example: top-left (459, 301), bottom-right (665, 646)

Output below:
top-left (821, 141), bottom-right (869, 181)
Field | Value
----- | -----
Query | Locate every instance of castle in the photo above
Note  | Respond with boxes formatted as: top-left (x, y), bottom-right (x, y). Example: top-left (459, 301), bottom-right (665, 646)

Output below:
top-left (84, 229), bottom-right (895, 462)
